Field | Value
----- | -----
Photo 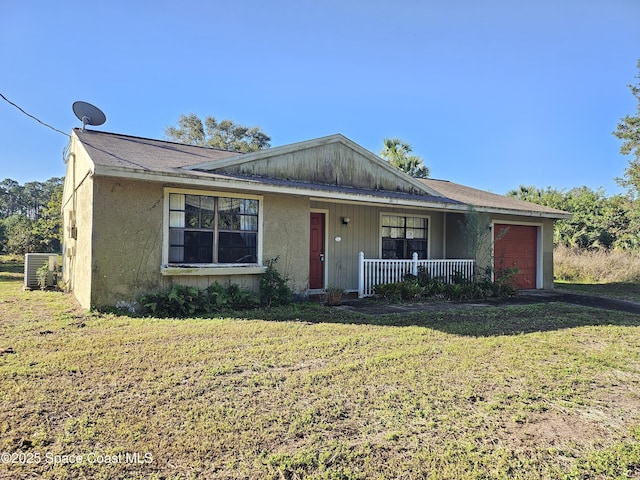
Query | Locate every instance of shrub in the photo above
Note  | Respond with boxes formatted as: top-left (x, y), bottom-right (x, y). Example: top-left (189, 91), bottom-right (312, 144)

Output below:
top-left (373, 268), bottom-right (516, 304)
top-left (478, 271), bottom-right (517, 298)
top-left (140, 282), bottom-right (258, 318)
top-left (140, 258), bottom-right (294, 317)
top-left (259, 257), bottom-right (293, 307)
top-left (373, 282), bottom-right (403, 303)
top-left (399, 280), bottom-right (423, 300)
top-left (225, 283), bottom-right (259, 309)
top-left (140, 285), bottom-right (205, 317)
top-left (36, 263), bottom-right (49, 290)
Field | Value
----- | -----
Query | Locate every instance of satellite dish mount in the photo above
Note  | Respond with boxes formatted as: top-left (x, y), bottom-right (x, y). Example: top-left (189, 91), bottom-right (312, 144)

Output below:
top-left (72, 101), bottom-right (106, 132)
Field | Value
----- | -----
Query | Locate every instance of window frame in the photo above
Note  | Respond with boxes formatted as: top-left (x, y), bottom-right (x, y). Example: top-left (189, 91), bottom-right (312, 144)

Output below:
top-left (379, 212), bottom-right (431, 260)
top-left (162, 188), bottom-right (263, 271)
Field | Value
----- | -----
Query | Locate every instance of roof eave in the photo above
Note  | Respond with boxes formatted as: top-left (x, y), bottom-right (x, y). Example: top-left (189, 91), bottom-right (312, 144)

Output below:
top-left (90, 165), bottom-right (459, 209)
top-left (470, 205), bottom-right (572, 220)
top-left (92, 165), bottom-right (571, 219)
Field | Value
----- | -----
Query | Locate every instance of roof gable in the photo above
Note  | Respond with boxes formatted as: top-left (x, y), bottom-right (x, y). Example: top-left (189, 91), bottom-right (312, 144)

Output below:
top-left (185, 134), bottom-right (442, 197)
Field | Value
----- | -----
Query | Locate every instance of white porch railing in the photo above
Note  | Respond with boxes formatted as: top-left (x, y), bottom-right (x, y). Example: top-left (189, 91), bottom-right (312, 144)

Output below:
top-left (358, 252), bottom-right (475, 298)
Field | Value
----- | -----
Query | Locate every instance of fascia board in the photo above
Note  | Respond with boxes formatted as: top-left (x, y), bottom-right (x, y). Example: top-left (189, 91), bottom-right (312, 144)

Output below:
top-left (92, 164), bottom-right (452, 208)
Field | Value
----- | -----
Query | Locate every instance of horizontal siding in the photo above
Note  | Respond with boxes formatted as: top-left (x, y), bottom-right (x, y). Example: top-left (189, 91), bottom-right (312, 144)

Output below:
top-left (310, 201), bottom-right (446, 291)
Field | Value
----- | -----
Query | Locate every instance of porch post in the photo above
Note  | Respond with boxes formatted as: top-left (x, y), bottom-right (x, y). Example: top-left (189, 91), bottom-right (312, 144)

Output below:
top-left (411, 252), bottom-right (418, 276)
top-left (358, 251), bottom-right (365, 298)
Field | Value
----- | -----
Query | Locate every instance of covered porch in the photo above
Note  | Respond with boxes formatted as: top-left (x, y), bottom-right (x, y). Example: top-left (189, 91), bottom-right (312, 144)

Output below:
top-left (308, 199), bottom-right (472, 296)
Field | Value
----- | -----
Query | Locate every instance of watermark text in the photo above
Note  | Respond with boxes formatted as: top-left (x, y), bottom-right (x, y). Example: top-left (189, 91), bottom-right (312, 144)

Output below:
top-left (1, 451), bottom-right (153, 466)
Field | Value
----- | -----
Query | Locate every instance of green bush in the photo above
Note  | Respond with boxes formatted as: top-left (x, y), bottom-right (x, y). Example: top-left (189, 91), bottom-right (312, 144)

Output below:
top-left (140, 282), bottom-right (258, 318)
top-left (373, 282), bottom-right (403, 302)
top-left (373, 267), bottom-right (516, 304)
top-left (140, 258), bottom-right (294, 317)
top-left (36, 263), bottom-right (50, 290)
top-left (399, 280), bottom-right (423, 300)
top-left (259, 257), bottom-right (293, 307)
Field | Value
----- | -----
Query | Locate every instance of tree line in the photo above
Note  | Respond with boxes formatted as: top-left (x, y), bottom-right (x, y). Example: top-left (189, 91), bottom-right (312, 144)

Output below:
top-left (508, 185), bottom-right (639, 250)
top-left (0, 177), bottom-right (63, 254)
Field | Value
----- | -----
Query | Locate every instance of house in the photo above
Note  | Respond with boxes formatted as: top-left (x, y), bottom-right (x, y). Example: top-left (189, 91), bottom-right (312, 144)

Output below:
top-left (61, 129), bottom-right (570, 309)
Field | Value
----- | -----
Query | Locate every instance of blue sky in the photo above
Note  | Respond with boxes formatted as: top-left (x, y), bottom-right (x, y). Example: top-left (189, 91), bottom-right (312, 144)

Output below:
top-left (1, 0), bottom-right (639, 195)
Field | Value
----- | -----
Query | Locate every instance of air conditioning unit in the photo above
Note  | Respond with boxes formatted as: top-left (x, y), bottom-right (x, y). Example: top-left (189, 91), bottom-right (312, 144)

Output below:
top-left (24, 253), bottom-right (58, 290)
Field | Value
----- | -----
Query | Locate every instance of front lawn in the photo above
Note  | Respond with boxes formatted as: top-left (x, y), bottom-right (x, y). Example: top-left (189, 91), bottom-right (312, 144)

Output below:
top-left (555, 280), bottom-right (640, 303)
top-left (1, 265), bottom-right (639, 479)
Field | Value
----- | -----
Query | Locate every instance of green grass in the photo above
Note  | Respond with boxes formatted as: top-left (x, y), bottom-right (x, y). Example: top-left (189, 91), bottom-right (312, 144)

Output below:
top-left (555, 280), bottom-right (640, 303)
top-left (1, 261), bottom-right (640, 479)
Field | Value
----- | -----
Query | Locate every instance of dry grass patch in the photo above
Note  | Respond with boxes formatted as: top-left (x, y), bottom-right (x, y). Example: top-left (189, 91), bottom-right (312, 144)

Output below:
top-left (1, 266), bottom-right (640, 479)
top-left (554, 246), bottom-right (640, 302)
top-left (555, 245), bottom-right (640, 283)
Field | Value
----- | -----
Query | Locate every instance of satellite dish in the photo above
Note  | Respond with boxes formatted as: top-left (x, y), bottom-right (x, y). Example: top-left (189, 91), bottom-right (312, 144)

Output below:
top-left (72, 101), bottom-right (106, 131)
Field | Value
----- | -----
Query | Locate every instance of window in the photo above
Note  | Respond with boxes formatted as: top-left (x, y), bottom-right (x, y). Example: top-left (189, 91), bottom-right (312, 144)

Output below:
top-left (381, 214), bottom-right (428, 259)
top-left (168, 193), bottom-right (259, 264)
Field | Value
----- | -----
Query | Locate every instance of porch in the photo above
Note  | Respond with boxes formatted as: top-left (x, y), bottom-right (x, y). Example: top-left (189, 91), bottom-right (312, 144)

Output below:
top-left (357, 252), bottom-right (475, 298)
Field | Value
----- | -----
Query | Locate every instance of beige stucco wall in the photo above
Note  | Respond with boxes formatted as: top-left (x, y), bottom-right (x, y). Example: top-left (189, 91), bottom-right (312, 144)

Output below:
top-left (161, 272), bottom-right (262, 294)
top-left (158, 191), bottom-right (311, 297)
top-left (89, 177), bottom-right (164, 307)
top-left (61, 140), bottom-right (95, 309)
top-left (71, 178), bottom-right (314, 308)
top-left (541, 219), bottom-right (555, 289)
top-left (90, 179), bottom-right (270, 307)
top-left (261, 193), bottom-right (310, 295)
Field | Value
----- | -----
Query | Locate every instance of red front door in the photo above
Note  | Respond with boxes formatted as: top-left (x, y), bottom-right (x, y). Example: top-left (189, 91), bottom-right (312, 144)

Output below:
top-left (309, 212), bottom-right (325, 289)
top-left (494, 224), bottom-right (538, 289)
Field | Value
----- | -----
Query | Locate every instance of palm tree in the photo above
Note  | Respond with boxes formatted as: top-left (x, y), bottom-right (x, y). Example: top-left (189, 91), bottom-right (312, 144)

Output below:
top-left (380, 138), bottom-right (430, 178)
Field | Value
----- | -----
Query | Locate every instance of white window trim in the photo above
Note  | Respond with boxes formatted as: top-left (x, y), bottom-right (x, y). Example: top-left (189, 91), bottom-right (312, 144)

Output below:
top-left (162, 187), bottom-right (264, 275)
top-left (379, 212), bottom-right (432, 259)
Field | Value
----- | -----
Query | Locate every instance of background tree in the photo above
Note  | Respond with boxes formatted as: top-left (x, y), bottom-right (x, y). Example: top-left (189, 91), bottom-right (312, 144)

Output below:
top-left (379, 138), bottom-right (430, 178)
top-left (0, 177), bottom-right (63, 254)
top-left (32, 187), bottom-right (63, 252)
top-left (2, 215), bottom-right (38, 254)
top-left (0, 178), bottom-right (23, 217)
top-left (165, 114), bottom-right (271, 152)
top-left (613, 59), bottom-right (640, 198)
top-left (507, 185), bottom-right (638, 250)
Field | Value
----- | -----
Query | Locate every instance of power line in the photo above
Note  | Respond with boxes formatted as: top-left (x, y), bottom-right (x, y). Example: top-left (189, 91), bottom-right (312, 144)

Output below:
top-left (0, 92), bottom-right (70, 137)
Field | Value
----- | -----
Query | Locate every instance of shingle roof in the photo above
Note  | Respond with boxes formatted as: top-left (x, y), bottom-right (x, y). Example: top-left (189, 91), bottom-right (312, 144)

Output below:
top-left (73, 129), bottom-right (570, 219)
top-left (73, 128), bottom-right (242, 173)
top-left (420, 178), bottom-right (570, 218)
